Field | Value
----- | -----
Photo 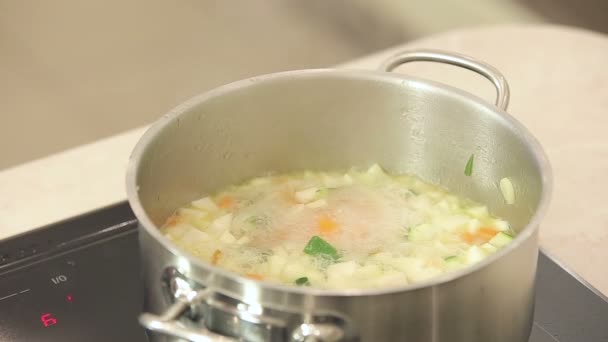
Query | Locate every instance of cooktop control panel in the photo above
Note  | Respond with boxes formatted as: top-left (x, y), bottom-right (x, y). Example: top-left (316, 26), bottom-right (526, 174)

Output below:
top-left (0, 204), bottom-right (147, 342)
top-left (0, 228), bottom-right (146, 341)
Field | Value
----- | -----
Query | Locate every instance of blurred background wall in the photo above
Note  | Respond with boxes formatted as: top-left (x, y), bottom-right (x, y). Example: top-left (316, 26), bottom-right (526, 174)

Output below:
top-left (1, 0), bottom-right (606, 170)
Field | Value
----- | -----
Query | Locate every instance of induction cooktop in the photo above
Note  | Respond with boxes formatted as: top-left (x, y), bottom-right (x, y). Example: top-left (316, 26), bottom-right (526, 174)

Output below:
top-left (0, 202), bottom-right (607, 342)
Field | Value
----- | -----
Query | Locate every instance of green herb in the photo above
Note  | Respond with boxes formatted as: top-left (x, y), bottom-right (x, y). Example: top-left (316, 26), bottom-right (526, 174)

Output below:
top-left (400, 189), bottom-right (418, 199)
top-left (464, 154), bottom-right (474, 176)
top-left (316, 188), bottom-right (330, 198)
top-left (295, 277), bottom-right (310, 286)
top-left (443, 255), bottom-right (458, 261)
top-left (246, 215), bottom-right (268, 228)
top-left (303, 235), bottom-right (338, 259)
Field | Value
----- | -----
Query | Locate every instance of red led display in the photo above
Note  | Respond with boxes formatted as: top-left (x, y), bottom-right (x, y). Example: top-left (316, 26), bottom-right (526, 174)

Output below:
top-left (66, 294), bottom-right (73, 303)
top-left (40, 313), bottom-right (58, 327)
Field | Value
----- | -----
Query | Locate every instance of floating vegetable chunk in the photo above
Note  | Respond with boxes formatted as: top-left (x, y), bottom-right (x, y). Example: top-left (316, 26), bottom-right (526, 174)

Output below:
top-left (162, 164), bottom-right (514, 289)
top-left (304, 235), bottom-right (338, 259)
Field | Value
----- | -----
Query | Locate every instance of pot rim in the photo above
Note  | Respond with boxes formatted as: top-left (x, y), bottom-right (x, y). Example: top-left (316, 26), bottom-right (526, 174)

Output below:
top-left (126, 68), bottom-right (553, 297)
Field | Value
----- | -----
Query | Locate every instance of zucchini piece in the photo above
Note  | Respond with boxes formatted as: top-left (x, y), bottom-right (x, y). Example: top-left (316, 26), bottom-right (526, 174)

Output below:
top-left (408, 224), bottom-right (438, 242)
top-left (481, 243), bottom-right (498, 254)
top-left (489, 232), bottom-right (513, 248)
top-left (444, 255), bottom-right (463, 270)
top-left (295, 277), bottom-right (310, 286)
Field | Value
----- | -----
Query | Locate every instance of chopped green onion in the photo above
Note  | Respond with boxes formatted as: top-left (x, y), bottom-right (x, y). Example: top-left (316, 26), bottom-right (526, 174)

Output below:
top-left (303, 235), bottom-right (338, 259)
top-left (443, 255), bottom-right (458, 261)
top-left (295, 277), bottom-right (310, 286)
top-left (464, 154), bottom-right (474, 176)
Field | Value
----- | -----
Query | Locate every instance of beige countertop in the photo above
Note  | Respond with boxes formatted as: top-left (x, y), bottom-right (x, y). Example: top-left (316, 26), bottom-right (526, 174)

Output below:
top-left (2, 24), bottom-right (607, 295)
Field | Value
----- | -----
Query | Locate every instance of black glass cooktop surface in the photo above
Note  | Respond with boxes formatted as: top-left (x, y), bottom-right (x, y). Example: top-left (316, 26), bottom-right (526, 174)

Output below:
top-left (0, 202), bottom-right (607, 342)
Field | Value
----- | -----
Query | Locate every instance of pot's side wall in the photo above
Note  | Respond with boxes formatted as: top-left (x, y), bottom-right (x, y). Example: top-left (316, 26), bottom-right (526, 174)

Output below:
top-left (139, 223), bottom-right (538, 342)
top-left (332, 230), bottom-right (538, 341)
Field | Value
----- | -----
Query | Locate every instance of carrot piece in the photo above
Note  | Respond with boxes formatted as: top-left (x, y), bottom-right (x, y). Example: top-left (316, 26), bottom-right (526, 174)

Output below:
top-left (461, 227), bottom-right (499, 245)
top-left (217, 196), bottom-right (235, 209)
top-left (164, 213), bottom-right (181, 227)
top-left (478, 227), bottom-right (499, 240)
top-left (245, 273), bottom-right (264, 280)
top-left (318, 215), bottom-right (338, 235)
top-left (211, 249), bottom-right (223, 265)
top-left (460, 231), bottom-right (476, 244)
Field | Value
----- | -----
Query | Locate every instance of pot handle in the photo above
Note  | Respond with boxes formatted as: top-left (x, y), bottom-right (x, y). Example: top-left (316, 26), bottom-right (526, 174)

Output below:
top-left (379, 49), bottom-right (510, 111)
top-left (139, 289), bottom-right (237, 342)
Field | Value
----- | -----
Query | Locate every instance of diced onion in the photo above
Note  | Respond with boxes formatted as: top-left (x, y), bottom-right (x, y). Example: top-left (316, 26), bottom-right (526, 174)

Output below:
top-left (164, 223), bottom-right (195, 241)
top-left (494, 220), bottom-right (510, 231)
top-left (236, 236), bottom-right (250, 245)
top-left (465, 246), bottom-right (486, 264)
top-left (306, 199), bottom-right (327, 209)
top-left (209, 213), bottom-right (232, 233)
top-left (219, 231), bottom-right (237, 244)
top-left (327, 261), bottom-right (358, 276)
top-left (466, 206), bottom-right (489, 218)
top-left (191, 197), bottom-right (218, 211)
top-left (179, 226), bottom-right (211, 244)
top-left (295, 187), bottom-right (318, 203)
top-left (267, 255), bottom-right (287, 276)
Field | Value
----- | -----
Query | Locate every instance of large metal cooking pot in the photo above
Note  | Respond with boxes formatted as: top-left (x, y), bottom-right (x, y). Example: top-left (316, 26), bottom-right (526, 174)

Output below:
top-left (126, 50), bottom-right (552, 342)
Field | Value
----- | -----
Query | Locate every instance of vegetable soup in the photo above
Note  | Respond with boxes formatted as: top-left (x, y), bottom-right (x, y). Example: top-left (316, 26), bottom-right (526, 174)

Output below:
top-left (162, 165), bottom-right (514, 289)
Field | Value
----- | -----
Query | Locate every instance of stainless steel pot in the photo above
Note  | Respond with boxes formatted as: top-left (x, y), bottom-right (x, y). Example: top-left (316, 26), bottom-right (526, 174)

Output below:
top-left (126, 50), bottom-right (552, 342)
